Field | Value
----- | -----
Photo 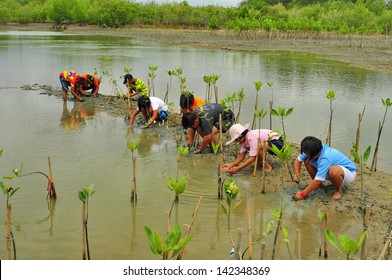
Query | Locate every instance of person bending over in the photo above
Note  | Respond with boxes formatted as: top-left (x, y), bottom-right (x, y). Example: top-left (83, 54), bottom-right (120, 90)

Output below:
top-left (293, 136), bottom-right (356, 201)
top-left (129, 95), bottom-right (168, 128)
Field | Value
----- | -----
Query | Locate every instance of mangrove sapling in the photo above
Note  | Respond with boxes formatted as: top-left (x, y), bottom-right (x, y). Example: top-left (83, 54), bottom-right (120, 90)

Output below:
top-left (220, 179), bottom-right (242, 259)
top-left (269, 142), bottom-right (294, 260)
top-left (164, 70), bottom-right (175, 104)
top-left (101, 58), bottom-right (128, 97)
top-left (144, 224), bottom-right (192, 260)
top-left (127, 139), bottom-right (140, 202)
top-left (267, 82), bottom-right (274, 130)
top-left (351, 145), bottom-right (371, 210)
top-left (271, 209), bottom-right (293, 260)
top-left (235, 89), bottom-right (245, 124)
top-left (78, 184), bottom-right (95, 260)
top-left (172, 68), bottom-right (185, 94)
top-left (148, 65), bottom-right (158, 97)
top-left (325, 90), bottom-right (336, 146)
top-left (8, 162), bottom-right (56, 199)
top-left (166, 176), bottom-right (187, 219)
top-left (1, 180), bottom-right (20, 260)
top-left (325, 229), bottom-right (367, 260)
top-left (251, 81), bottom-right (263, 130)
top-left (212, 141), bottom-right (224, 199)
top-left (317, 210), bottom-right (328, 258)
top-left (371, 97), bottom-right (391, 172)
top-left (253, 108), bottom-right (267, 181)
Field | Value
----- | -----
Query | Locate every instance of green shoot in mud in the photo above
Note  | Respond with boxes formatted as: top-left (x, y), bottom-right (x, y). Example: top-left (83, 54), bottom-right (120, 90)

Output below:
top-left (317, 210), bottom-right (328, 258)
top-left (271, 106), bottom-right (293, 140)
top-left (144, 224), bottom-right (192, 260)
top-left (148, 65), bottom-right (158, 97)
top-left (267, 82), bottom-right (274, 130)
top-left (272, 208), bottom-right (293, 260)
top-left (351, 145), bottom-right (371, 209)
top-left (220, 179), bottom-right (242, 259)
top-left (235, 88), bottom-right (245, 124)
top-left (251, 81), bottom-right (263, 130)
top-left (325, 229), bottom-right (367, 260)
top-left (325, 90), bottom-right (336, 146)
top-left (269, 141), bottom-right (294, 260)
top-left (78, 183), bottom-right (95, 260)
top-left (371, 97), bottom-right (391, 172)
top-left (128, 139), bottom-right (140, 202)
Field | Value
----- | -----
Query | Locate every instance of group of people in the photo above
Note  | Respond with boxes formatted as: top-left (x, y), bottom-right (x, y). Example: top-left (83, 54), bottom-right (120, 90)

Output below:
top-left (60, 70), bottom-right (101, 102)
top-left (59, 71), bottom-right (357, 201)
top-left (179, 92), bottom-right (356, 201)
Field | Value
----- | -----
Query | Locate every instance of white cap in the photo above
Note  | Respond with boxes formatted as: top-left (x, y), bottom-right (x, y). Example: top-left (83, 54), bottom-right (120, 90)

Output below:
top-left (226, 123), bottom-right (249, 145)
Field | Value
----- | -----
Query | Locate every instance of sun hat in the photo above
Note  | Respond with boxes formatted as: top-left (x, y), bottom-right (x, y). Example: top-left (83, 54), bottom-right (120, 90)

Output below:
top-left (226, 123), bottom-right (249, 145)
top-left (123, 74), bottom-right (133, 84)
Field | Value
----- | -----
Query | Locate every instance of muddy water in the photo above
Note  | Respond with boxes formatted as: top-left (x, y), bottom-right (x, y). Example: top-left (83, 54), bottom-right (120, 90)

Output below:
top-left (0, 31), bottom-right (391, 260)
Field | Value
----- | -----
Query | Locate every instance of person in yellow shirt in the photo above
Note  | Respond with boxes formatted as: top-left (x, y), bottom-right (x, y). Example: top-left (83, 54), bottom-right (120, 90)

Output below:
top-left (123, 74), bottom-right (147, 101)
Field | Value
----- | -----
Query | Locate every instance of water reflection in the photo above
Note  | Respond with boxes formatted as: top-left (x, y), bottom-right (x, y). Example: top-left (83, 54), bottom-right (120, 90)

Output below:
top-left (60, 101), bottom-right (97, 131)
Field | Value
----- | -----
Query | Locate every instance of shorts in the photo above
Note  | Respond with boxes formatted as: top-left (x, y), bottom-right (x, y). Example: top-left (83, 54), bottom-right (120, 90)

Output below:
top-left (60, 76), bottom-right (71, 92)
top-left (159, 109), bottom-right (168, 121)
top-left (342, 167), bottom-right (356, 186)
top-left (268, 137), bottom-right (284, 155)
top-left (213, 109), bottom-right (235, 133)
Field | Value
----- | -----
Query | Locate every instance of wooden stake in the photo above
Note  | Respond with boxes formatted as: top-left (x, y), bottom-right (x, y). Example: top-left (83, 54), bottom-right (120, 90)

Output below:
top-left (362, 205), bottom-right (370, 260)
top-left (234, 228), bottom-right (243, 260)
top-left (323, 212), bottom-right (328, 258)
top-left (355, 113), bottom-right (361, 153)
top-left (7, 203), bottom-right (12, 260)
top-left (253, 139), bottom-right (260, 177)
top-left (259, 242), bottom-right (266, 260)
top-left (177, 196), bottom-right (203, 260)
top-left (246, 192), bottom-right (253, 260)
top-left (131, 157), bottom-right (137, 202)
top-left (295, 229), bottom-right (301, 260)
top-left (82, 202), bottom-right (87, 260)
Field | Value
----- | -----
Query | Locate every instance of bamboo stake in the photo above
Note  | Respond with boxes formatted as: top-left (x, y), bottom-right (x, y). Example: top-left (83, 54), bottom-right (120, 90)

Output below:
top-left (234, 228), bottom-right (243, 260)
top-left (177, 196), bottom-right (203, 260)
top-left (378, 228), bottom-right (392, 260)
top-left (47, 156), bottom-right (56, 199)
top-left (362, 205), bottom-right (370, 260)
top-left (82, 201), bottom-right (87, 260)
top-left (323, 212), bottom-right (328, 258)
top-left (131, 157), bottom-right (137, 202)
top-left (259, 242), bottom-right (266, 260)
top-left (355, 113), bottom-right (361, 153)
top-left (253, 139), bottom-right (260, 177)
top-left (295, 229), bottom-right (301, 260)
top-left (261, 143), bottom-right (267, 193)
top-left (246, 192), bottom-right (253, 260)
top-left (218, 114), bottom-right (223, 199)
top-left (7, 203), bottom-right (12, 260)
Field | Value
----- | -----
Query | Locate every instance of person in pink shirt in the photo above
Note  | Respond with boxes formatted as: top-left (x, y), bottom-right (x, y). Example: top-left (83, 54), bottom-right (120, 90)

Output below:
top-left (221, 123), bottom-right (283, 174)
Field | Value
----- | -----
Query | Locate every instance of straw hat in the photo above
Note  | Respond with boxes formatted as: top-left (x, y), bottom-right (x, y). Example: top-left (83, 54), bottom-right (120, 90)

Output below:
top-left (226, 123), bottom-right (249, 145)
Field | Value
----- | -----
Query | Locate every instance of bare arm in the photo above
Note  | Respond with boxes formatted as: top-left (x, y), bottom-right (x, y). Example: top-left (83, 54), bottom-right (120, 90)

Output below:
top-left (145, 110), bottom-right (159, 128)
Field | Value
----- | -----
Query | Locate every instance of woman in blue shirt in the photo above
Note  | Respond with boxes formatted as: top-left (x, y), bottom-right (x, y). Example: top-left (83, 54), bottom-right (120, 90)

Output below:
top-left (293, 136), bottom-right (356, 200)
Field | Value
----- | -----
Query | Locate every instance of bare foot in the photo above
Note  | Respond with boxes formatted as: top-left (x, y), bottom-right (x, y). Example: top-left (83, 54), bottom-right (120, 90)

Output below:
top-left (264, 165), bottom-right (272, 172)
top-left (332, 191), bottom-right (342, 200)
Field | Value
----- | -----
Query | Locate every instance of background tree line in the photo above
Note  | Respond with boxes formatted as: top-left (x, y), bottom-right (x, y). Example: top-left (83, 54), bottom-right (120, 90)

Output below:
top-left (0, 0), bottom-right (391, 35)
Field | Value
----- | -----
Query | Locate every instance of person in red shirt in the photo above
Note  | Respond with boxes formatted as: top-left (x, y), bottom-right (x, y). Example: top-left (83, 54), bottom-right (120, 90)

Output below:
top-left (80, 74), bottom-right (101, 97)
top-left (59, 70), bottom-right (84, 102)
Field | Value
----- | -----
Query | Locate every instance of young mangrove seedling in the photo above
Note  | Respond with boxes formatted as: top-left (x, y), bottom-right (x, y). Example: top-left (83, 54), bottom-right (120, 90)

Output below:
top-left (267, 82), bottom-right (274, 130)
top-left (351, 145), bottom-right (371, 209)
top-left (271, 106), bottom-right (294, 140)
top-left (144, 224), bottom-right (192, 260)
top-left (148, 65), bottom-right (158, 97)
top-left (128, 139), bottom-right (140, 202)
top-left (371, 97), bottom-right (391, 171)
top-left (78, 183), bottom-right (95, 260)
top-left (235, 88), bottom-right (245, 124)
top-left (325, 229), bottom-right (367, 260)
top-left (252, 81), bottom-right (263, 130)
top-left (325, 90), bottom-right (336, 146)
top-left (166, 175), bottom-right (187, 218)
top-left (220, 179), bottom-right (242, 258)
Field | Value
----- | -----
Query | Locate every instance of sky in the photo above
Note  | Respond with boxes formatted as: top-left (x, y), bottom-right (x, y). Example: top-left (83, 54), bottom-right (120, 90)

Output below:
top-left (136, 0), bottom-right (243, 7)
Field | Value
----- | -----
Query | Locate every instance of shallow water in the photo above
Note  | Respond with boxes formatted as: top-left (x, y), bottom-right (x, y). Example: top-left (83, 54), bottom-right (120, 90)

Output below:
top-left (0, 31), bottom-right (391, 260)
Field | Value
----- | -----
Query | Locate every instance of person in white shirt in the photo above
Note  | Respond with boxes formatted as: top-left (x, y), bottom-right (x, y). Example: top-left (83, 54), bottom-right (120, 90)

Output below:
top-left (129, 96), bottom-right (168, 128)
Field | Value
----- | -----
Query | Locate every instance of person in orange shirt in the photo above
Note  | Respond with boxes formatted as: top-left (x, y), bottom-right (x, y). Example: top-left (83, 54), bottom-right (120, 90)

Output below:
top-left (59, 70), bottom-right (84, 102)
top-left (179, 92), bottom-right (205, 114)
top-left (80, 74), bottom-right (101, 97)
